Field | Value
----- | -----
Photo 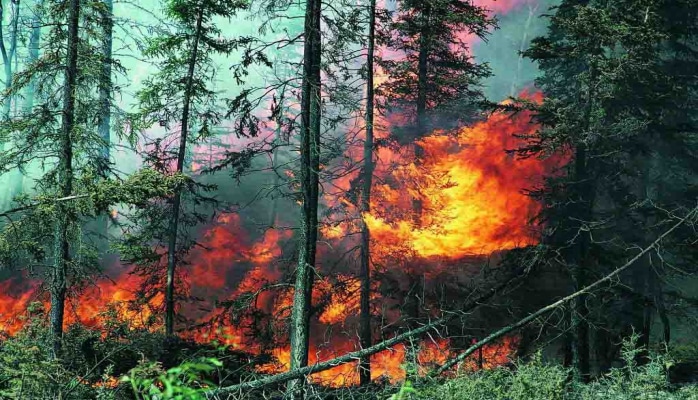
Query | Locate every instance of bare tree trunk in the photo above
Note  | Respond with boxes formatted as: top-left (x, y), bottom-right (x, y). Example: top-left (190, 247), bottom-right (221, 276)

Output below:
top-left (269, 83), bottom-right (287, 227)
top-left (0, 0), bottom-right (17, 120)
top-left (287, 0), bottom-right (321, 397)
top-left (403, 3), bottom-right (431, 379)
top-left (165, 6), bottom-right (204, 336)
top-left (52, 0), bottom-right (80, 358)
top-left (412, 2), bottom-right (430, 224)
top-left (571, 144), bottom-right (592, 381)
top-left (358, 0), bottom-right (376, 386)
top-left (0, 0), bottom-right (20, 209)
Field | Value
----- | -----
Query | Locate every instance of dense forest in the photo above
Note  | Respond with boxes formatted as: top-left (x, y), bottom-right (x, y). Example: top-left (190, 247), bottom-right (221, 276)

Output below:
top-left (0, 0), bottom-right (696, 398)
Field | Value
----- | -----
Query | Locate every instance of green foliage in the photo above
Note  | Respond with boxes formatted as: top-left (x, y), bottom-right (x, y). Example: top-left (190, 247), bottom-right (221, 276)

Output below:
top-left (377, 0), bottom-right (496, 129)
top-left (0, 304), bottom-right (101, 399)
top-left (122, 357), bottom-right (222, 400)
top-left (416, 338), bottom-right (698, 400)
top-left (0, 302), bottom-right (259, 399)
top-left (417, 353), bottom-right (568, 400)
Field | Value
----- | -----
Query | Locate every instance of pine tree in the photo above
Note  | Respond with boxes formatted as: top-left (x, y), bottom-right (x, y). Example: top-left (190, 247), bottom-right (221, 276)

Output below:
top-left (376, 0), bottom-right (495, 375)
top-left (130, 0), bottom-right (251, 336)
top-left (287, 0), bottom-right (321, 396)
top-left (378, 0), bottom-right (495, 145)
top-left (0, 0), bottom-right (125, 356)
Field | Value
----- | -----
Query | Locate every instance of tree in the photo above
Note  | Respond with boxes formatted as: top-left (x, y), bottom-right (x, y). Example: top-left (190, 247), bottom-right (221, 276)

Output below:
top-left (377, 0), bottom-right (495, 155)
top-left (521, 0), bottom-right (698, 379)
top-left (130, 0), bottom-right (251, 336)
top-left (0, 0), bottom-right (124, 356)
top-left (376, 0), bottom-right (495, 375)
top-left (0, 0), bottom-right (20, 120)
top-left (0, 0), bottom-right (22, 208)
top-left (358, 0), bottom-right (376, 386)
top-left (286, 0), bottom-right (321, 396)
top-left (97, 0), bottom-right (113, 173)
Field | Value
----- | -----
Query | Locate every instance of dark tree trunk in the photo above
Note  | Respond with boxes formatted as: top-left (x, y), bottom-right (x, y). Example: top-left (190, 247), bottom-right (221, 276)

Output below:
top-left (358, 0), bottom-right (376, 386)
top-left (570, 144), bottom-right (591, 381)
top-left (98, 0), bottom-right (113, 168)
top-left (287, 0), bottom-right (321, 398)
top-left (165, 6), bottom-right (204, 336)
top-left (52, 0), bottom-right (80, 358)
top-left (404, 3), bottom-right (431, 379)
top-left (412, 2), bottom-right (430, 224)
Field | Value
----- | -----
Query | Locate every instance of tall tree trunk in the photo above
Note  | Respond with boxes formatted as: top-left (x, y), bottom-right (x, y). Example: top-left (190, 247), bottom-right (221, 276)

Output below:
top-left (165, 6), bottom-right (204, 336)
top-left (412, 2), bottom-right (430, 224)
top-left (52, 0), bottom-right (80, 358)
top-left (287, 0), bottom-right (321, 397)
top-left (0, 0), bottom-right (17, 120)
top-left (269, 83), bottom-right (287, 228)
top-left (571, 144), bottom-right (592, 381)
top-left (403, 3), bottom-right (431, 379)
top-left (96, 0), bottom-right (113, 243)
top-left (0, 0), bottom-right (19, 209)
top-left (358, 0), bottom-right (376, 386)
top-left (98, 0), bottom-right (112, 173)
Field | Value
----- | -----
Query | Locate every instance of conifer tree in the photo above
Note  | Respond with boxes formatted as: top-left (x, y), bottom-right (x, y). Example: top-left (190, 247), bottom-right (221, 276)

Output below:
top-left (0, 0), bottom-right (126, 356)
top-left (377, 0), bottom-right (495, 375)
top-left (286, 0), bottom-right (321, 396)
top-left (358, 0), bottom-right (376, 386)
top-left (130, 0), bottom-right (251, 336)
top-left (522, 0), bottom-right (698, 378)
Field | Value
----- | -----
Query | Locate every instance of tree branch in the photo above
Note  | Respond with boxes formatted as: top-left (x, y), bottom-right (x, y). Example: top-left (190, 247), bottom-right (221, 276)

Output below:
top-left (0, 194), bottom-right (89, 219)
top-left (433, 204), bottom-right (698, 375)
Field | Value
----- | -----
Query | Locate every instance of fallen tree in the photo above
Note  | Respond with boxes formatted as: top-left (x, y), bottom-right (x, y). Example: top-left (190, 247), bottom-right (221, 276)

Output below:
top-left (210, 204), bottom-right (697, 396)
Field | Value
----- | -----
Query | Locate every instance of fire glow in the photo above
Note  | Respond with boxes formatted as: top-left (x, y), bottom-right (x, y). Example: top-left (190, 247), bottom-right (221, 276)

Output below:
top-left (0, 93), bottom-right (550, 386)
top-left (0, 0), bottom-right (550, 385)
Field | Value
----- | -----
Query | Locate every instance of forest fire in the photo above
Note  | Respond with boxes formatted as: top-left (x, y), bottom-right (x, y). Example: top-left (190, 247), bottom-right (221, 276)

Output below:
top-left (366, 94), bottom-right (548, 259)
top-left (0, 92), bottom-right (547, 386)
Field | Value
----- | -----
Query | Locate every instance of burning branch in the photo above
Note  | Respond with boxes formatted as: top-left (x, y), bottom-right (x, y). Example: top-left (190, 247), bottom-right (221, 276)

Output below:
top-left (209, 204), bottom-right (696, 395)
